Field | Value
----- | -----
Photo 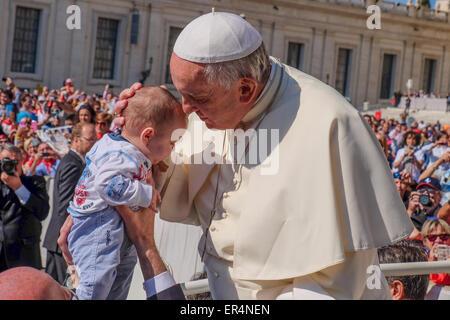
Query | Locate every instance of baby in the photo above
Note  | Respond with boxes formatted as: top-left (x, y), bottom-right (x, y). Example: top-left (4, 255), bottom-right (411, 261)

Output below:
top-left (67, 87), bottom-right (187, 300)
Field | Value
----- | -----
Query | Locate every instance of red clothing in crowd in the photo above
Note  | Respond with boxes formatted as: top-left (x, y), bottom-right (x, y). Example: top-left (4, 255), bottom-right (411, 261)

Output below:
top-left (39, 159), bottom-right (57, 175)
top-left (22, 156), bottom-right (34, 168)
top-left (430, 272), bottom-right (450, 286)
top-left (97, 130), bottom-right (112, 140)
top-left (1, 119), bottom-right (15, 135)
top-left (428, 255), bottom-right (450, 285)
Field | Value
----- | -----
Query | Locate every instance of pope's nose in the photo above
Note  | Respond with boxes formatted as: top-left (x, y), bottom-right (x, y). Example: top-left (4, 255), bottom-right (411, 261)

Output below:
top-left (181, 99), bottom-right (197, 115)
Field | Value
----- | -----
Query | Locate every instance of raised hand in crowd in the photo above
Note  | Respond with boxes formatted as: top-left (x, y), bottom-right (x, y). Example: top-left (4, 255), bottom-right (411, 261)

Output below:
top-left (418, 150), bottom-right (450, 181)
top-left (401, 172), bottom-right (413, 186)
top-left (438, 150), bottom-right (450, 164)
top-left (407, 191), bottom-right (423, 217)
top-left (0, 163), bottom-right (22, 191)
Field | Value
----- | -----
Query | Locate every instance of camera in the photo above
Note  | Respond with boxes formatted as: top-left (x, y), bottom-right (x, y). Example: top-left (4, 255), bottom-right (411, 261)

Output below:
top-left (419, 193), bottom-right (431, 206)
top-left (1, 77), bottom-right (7, 82)
top-left (0, 157), bottom-right (17, 176)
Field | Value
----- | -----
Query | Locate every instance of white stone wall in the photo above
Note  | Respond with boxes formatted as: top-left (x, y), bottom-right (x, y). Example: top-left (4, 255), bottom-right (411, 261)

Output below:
top-left (0, 0), bottom-right (449, 108)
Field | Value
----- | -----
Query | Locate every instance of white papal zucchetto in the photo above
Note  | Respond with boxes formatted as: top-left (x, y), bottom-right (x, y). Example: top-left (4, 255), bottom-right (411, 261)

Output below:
top-left (173, 11), bottom-right (263, 64)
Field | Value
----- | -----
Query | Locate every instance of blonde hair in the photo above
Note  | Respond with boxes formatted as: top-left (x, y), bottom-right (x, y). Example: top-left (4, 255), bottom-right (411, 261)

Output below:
top-left (95, 112), bottom-right (113, 127)
top-left (421, 219), bottom-right (450, 238)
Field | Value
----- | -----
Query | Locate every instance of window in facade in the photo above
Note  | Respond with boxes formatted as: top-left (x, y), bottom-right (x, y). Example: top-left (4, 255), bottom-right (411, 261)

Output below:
top-left (335, 48), bottom-right (352, 97)
top-left (11, 6), bottom-right (41, 73)
top-left (422, 58), bottom-right (436, 94)
top-left (380, 54), bottom-right (396, 99)
top-left (165, 27), bottom-right (183, 84)
top-left (93, 18), bottom-right (119, 80)
top-left (287, 42), bottom-right (305, 71)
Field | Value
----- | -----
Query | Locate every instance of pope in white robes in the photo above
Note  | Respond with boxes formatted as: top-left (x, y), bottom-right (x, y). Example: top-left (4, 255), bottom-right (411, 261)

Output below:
top-left (134, 11), bottom-right (414, 299)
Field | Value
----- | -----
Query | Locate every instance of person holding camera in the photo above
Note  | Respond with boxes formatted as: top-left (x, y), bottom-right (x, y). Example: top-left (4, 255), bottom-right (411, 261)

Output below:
top-left (32, 143), bottom-right (60, 178)
top-left (393, 131), bottom-right (423, 182)
top-left (15, 117), bottom-right (35, 147)
top-left (416, 131), bottom-right (450, 179)
top-left (407, 177), bottom-right (442, 233)
top-left (0, 143), bottom-right (50, 272)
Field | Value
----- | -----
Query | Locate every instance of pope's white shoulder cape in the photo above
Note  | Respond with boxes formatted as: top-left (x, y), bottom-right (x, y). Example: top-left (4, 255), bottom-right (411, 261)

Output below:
top-left (158, 58), bottom-right (414, 280)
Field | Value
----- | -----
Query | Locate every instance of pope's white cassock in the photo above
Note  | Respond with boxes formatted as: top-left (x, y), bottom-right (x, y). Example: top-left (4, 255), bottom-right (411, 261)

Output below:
top-left (155, 12), bottom-right (414, 300)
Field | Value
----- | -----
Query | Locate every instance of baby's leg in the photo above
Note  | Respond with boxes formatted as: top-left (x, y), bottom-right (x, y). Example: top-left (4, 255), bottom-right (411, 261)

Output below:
top-left (106, 233), bottom-right (137, 300)
top-left (69, 208), bottom-right (124, 300)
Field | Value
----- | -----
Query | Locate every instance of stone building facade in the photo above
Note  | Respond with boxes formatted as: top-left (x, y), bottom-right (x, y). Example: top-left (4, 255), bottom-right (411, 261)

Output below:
top-left (0, 0), bottom-right (449, 109)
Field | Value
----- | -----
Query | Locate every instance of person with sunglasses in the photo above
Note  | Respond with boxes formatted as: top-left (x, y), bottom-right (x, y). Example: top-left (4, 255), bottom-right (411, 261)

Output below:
top-left (94, 112), bottom-right (113, 140)
top-left (421, 219), bottom-right (450, 300)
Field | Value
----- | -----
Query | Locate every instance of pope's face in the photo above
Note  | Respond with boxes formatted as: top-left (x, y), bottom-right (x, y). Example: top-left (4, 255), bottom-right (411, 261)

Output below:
top-left (170, 53), bottom-right (252, 130)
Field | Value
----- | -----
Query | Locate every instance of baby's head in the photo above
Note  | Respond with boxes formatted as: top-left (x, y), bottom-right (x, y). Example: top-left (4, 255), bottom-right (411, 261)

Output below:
top-left (122, 86), bottom-right (187, 163)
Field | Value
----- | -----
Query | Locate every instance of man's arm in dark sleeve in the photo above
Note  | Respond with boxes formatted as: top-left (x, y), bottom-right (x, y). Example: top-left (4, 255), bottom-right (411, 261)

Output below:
top-left (144, 271), bottom-right (186, 300)
top-left (54, 162), bottom-right (83, 217)
top-left (147, 285), bottom-right (186, 300)
top-left (20, 176), bottom-right (50, 221)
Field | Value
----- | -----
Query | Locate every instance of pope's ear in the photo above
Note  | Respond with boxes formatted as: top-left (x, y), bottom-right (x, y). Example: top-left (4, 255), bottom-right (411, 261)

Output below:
top-left (238, 78), bottom-right (258, 104)
top-left (140, 127), bottom-right (155, 143)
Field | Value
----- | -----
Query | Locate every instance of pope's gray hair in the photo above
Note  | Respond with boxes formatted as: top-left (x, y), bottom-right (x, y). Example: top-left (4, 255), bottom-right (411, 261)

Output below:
top-left (203, 43), bottom-right (271, 90)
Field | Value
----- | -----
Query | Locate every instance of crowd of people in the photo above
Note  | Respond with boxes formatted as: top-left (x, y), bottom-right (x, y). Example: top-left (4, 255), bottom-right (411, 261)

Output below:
top-left (0, 73), bottom-right (449, 300)
top-left (0, 77), bottom-right (116, 283)
top-left (364, 111), bottom-right (450, 298)
top-left (391, 90), bottom-right (450, 112)
top-left (0, 77), bottom-right (116, 176)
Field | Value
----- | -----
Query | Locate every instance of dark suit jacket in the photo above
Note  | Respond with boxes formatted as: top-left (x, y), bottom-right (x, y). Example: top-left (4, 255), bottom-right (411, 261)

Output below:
top-left (147, 284), bottom-right (186, 300)
top-left (43, 150), bottom-right (84, 253)
top-left (0, 175), bottom-right (49, 269)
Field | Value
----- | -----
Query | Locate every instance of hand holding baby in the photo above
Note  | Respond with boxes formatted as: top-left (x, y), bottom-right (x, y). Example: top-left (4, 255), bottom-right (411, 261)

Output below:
top-left (146, 172), bottom-right (161, 213)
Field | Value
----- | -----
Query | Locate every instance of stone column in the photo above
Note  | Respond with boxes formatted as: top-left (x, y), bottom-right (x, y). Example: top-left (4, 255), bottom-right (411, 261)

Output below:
top-left (354, 34), bottom-right (372, 108)
top-left (145, 4), bottom-right (164, 85)
top-left (309, 28), bottom-right (327, 80)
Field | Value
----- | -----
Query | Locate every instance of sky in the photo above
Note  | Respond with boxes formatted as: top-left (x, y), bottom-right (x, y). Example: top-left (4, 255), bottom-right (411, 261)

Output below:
top-left (393, 0), bottom-right (436, 8)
